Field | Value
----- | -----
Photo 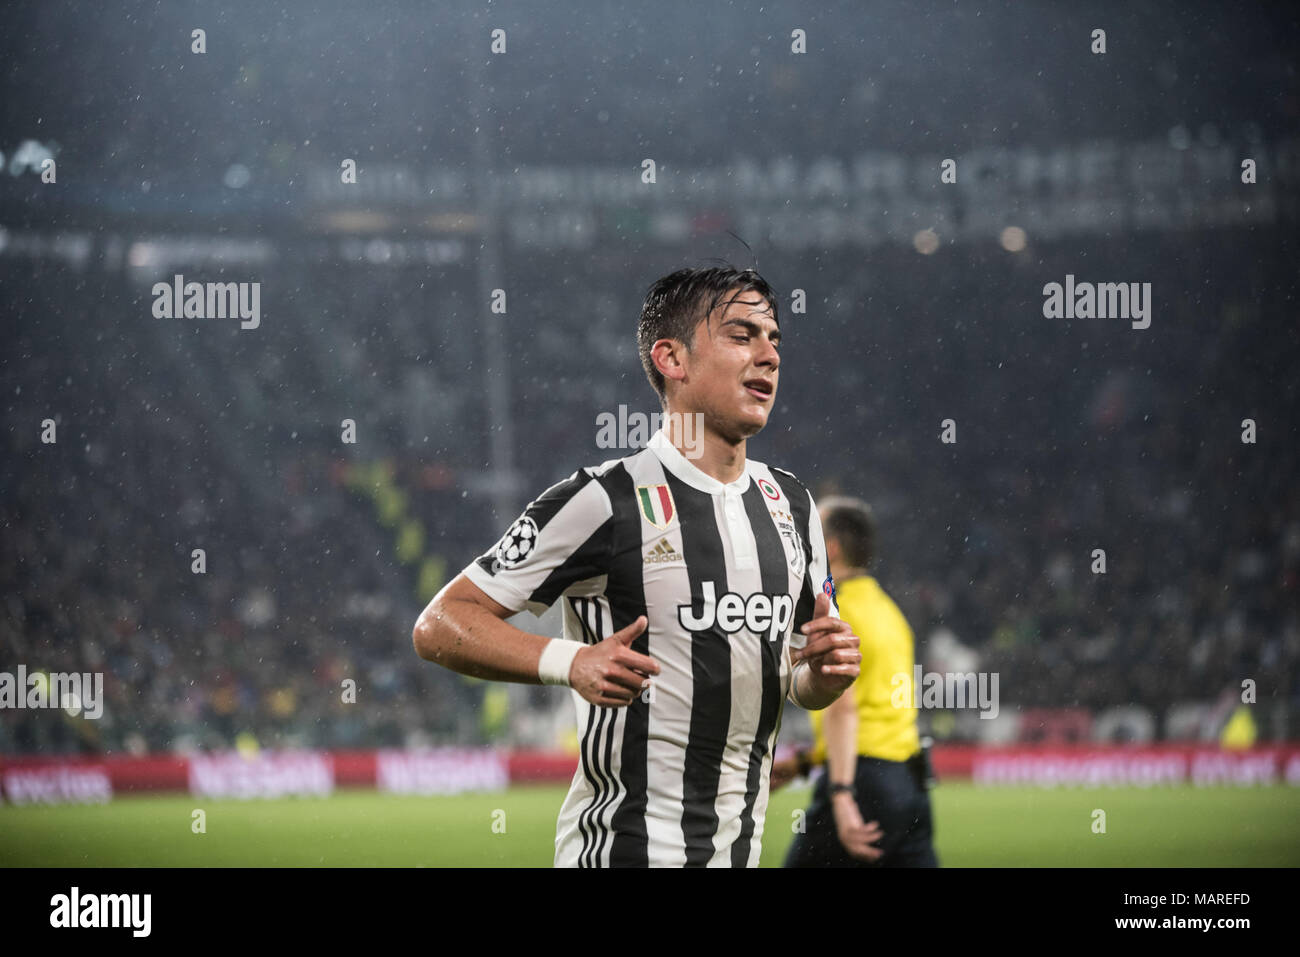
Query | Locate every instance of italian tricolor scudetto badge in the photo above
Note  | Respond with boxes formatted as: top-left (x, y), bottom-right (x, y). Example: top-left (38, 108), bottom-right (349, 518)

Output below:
top-left (637, 484), bottom-right (676, 529)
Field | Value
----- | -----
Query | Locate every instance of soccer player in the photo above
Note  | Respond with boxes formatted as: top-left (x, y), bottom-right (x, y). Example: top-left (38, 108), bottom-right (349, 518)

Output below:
top-left (772, 496), bottom-right (939, 867)
top-left (412, 264), bottom-right (862, 867)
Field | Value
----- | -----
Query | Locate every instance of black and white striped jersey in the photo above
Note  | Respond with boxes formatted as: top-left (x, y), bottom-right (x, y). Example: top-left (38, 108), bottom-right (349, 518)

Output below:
top-left (463, 430), bottom-right (839, 867)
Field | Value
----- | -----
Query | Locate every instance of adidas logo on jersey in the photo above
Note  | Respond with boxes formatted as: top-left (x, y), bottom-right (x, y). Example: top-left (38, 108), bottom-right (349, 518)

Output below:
top-left (644, 539), bottom-right (683, 564)
top-left (677, 581), bottom-right (794, 643)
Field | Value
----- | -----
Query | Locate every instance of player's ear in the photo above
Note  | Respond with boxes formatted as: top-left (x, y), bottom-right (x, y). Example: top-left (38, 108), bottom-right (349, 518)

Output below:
top-left (652, 338), bottom-right (688, 385)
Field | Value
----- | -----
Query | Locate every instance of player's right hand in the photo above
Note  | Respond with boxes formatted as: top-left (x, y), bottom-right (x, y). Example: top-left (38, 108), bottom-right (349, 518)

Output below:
top-left (569, 615), bottom-right (661, 708)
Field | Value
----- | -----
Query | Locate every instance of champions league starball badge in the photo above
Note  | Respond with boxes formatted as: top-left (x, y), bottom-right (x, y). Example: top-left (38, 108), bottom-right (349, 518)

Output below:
top-left (493, 516), bottom-right (539, 571)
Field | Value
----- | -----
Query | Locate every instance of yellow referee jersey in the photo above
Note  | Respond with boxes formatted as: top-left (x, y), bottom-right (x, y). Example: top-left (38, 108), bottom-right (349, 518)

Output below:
top-left (809, 575), bottom-right (920, 764)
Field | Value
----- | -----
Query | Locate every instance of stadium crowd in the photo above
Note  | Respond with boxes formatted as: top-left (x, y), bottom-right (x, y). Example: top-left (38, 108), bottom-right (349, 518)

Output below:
top-left (2, 219), bottom-right (1297, 755)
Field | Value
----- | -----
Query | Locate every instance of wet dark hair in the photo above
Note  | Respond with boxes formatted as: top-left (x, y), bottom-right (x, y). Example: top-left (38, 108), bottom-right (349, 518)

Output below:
top-left (637, 264), bottom-right (778, 404)
top-left (820, 496), bottom-right (877, 570)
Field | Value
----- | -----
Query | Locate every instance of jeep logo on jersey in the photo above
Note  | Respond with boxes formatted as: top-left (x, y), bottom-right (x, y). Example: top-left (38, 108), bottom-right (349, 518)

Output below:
top-left (677, 581), bottom-right (794, 642)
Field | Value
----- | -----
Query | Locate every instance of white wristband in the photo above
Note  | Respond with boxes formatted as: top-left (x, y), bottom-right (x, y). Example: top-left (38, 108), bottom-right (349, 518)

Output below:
top-left (537, 638), bottom-right (584, 687)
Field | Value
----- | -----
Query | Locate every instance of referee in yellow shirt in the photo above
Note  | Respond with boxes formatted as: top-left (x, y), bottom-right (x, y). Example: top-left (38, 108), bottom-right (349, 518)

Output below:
top-left (773, 496), bottom-right (939, 867)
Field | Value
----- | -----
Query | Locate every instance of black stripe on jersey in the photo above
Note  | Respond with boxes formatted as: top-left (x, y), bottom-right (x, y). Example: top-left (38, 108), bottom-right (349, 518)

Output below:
top-left (570, 600), bottom-right (622, 867)
top-left (601, 464), bottom-right (652, 868)
top-left (584, 603), bottom-right (625, 868)
top-left (730, 485), bottom-right (788, 866)
top-left (591, 638), bottom-right (622, 863)
top-left (587, 702), bottom-right (621, 868)
top-left (530, 518), bottom-right (614, 610)
top-left (474, 469), bottom-right (594, 576)
top-left (473, 469), bottom-right (612, 599)
top-left (578, 704), bottom-right (607, 867)
top-left (572, 597), bottom-right (608, 866)
top-left (570, 598), bottom-right (589, 642)
top-left (569, 596), bottom-right (601, 645)
top-left (671, 473), bottom-right (732, 867)
top-left (770, 467), bottom-right (817, 630)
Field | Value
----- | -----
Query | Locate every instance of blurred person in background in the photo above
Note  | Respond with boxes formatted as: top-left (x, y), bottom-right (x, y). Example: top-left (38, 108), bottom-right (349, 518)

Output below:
top-left (773, 496), bottom-right (939, 867)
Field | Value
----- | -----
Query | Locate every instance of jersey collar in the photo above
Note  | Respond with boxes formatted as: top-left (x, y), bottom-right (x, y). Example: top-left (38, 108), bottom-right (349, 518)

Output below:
top-left (648, 429), bottom-right (752, 496)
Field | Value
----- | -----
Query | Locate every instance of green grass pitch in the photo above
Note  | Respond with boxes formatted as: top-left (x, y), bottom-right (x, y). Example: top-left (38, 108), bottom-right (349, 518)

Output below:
top-left (2, 782), bottom-right (1297, 866)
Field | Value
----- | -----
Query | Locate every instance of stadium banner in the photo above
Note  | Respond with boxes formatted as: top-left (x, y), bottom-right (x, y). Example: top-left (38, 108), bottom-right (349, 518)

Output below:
top-left (1, 763), bottom-right (114, 806)
top-left (950, 745), bottom-right (1300, 788)
top-left (187, 750), bottom-right (334, 800)
top-left (0, 753), bottom-right (188, 805)
top-left (4, 744), bottom-right (1299, 804)
top-left (375, 748), bottom-right (508, 795)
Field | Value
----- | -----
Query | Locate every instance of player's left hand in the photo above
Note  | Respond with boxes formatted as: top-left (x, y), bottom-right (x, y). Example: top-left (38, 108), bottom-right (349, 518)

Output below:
top-left (791, 591), bottom-right (860, 697)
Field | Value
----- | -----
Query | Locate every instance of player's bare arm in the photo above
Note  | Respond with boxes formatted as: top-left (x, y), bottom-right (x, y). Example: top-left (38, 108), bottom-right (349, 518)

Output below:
top-left (789, 590), bottom-right (861, 709)
top-left (823, 669), bottom-right (884, 861)
top-left (413, 575), bottom-right (660, 708)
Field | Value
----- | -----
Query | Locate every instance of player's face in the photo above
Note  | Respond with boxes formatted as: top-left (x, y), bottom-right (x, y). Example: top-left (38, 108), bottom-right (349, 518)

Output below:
top-left (679, 290), bottom-right (780, 441)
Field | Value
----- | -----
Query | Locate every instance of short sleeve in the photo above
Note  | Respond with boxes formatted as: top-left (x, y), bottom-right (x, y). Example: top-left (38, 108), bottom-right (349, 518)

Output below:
top-left (767, 467), bottom-right (840, 650)
top-left (462, 467), bottom-right (614, 616)
top-left (786, 487), bottom-right (841, 708)
top-left (803, 487), bottom-right (841, 623)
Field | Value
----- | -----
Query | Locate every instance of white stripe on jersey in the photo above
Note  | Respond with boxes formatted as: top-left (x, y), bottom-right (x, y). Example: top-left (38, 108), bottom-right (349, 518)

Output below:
top-left (637, 451), bottom-right (691, 866)
top-left (708, 485), bottom-right (763, 866)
